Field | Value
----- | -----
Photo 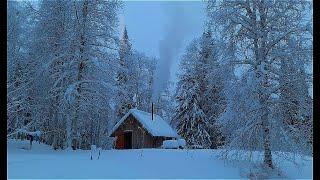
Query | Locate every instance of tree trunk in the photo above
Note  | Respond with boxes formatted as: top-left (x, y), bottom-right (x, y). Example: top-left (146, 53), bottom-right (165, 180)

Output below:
top-left (29, 139), bottom-right (32, 150)
top-left (262, 112), bottom-right (273, 168)
top-left (260, 64), bottom-right (273, 169)
top-left (72, 0), bottom-right (89, 150)
top-left (52, 95), bottom-right (60, 150)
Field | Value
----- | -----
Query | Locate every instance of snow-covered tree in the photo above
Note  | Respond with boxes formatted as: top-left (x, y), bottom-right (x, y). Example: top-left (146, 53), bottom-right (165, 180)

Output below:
top-left (7, 1), bottom-right (39, 138)
top-left (173, 40), bottom-right (211, 148)
top-left (198, 29), bottom-right (226, 148)
top-left (115, 27), bottom-right (137, 119)
top-left (7, 0), bottom-right (121, 150)
top-left (67, 0), bottom-right (121, 150)
top-left (114, 27), bottom-right (164, 122)
top-left (208, 0), bottom-right (312, 168)
top-left (7, 1), bottom-right (26, 135)
top-left (153, 81), bottom-right (175, 123)
top-left (220, 69), bottom-right (264, 151)
top-left (27, 0), bottom-right (76, 149)
top-left (172, 29), bottom-right (227, 149)
top-left (130, 52), bottom-right (156, 112)
top-left (278, 36), bottom-right (313, 154)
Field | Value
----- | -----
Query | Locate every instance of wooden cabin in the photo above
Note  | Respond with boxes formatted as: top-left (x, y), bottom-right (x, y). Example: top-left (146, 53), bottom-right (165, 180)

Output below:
top-left (109, 109), bottom-right (178, 149)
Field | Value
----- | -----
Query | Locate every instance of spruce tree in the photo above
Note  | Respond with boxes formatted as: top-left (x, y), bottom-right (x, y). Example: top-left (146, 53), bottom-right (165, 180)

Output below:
top-left (198, 29), bottom-right (226, 148)
top-left (173, 40), bottom-right (211, 148)
top-left (116, 27), bottom-right (136, 119)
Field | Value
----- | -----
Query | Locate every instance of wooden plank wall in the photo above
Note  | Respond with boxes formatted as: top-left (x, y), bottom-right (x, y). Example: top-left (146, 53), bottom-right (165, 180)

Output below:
top-left (113, 114), bottom-right (175, 149)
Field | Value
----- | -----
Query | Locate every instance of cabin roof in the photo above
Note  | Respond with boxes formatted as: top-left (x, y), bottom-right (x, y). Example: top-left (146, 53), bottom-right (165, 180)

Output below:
top-left (110, 108), bottom-right (178, 138)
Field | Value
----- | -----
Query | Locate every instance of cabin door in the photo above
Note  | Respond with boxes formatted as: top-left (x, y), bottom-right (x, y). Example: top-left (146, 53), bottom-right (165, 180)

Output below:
top-left (115, 132), bottom-right (124, 149)
top-left (124, 131), bottom-right (132, 149)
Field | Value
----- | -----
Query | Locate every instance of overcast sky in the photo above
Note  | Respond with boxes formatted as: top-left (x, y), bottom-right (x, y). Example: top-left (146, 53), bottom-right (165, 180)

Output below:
top-left (120, 1), bottom-right (206, 85)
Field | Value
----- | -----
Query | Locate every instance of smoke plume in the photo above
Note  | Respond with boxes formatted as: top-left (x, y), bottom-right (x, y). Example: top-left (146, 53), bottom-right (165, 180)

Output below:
top-left (152, 2), bottom-right (196, 101)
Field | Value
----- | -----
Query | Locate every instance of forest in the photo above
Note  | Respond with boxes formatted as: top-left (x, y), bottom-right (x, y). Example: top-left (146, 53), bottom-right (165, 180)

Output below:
top-left (7, 0), bottom-right (312, 177)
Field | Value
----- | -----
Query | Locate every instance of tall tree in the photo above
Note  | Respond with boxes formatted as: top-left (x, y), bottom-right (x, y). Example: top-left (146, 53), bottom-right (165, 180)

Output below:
top-left (208, 0), bottom-right (312, 168)
top-left (7, 1), bottom-right (39, 138)
top-left (68, 0), bottom-right (121, 149)
top-left (173, 40), bottom-right (211, 148)
top-left (198, 29), bottom-right (226, 148)
top-left (28, 0), bottom-right (75, 149)
top-left (115, 27), bottom-right (136, 119)
top-left (8, 0), bottom-right (121, 150)
top-left (173, 29), bottom-right (226, 149)
top-left (278, 36), bottom-right (313, 154)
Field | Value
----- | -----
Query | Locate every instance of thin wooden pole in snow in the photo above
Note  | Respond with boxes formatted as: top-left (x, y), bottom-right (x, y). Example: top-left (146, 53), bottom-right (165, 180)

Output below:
top-left (151, 102), bottom-right (154, 121)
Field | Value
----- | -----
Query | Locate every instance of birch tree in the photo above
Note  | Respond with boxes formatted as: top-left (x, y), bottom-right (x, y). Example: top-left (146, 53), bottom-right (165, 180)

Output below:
top-left (208, 0), bottom-right (312, 168)
top-left (68, 0), bottom-right (121, 149)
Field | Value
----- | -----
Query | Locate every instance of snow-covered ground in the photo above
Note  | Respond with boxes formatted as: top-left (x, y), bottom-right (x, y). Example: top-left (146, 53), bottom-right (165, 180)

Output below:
top-left (7, 139), bottom-right (312, 179)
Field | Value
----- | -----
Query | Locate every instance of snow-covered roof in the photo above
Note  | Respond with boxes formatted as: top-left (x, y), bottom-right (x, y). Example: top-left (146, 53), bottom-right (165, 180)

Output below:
top-left (110, 108), bottom-right (178, 138)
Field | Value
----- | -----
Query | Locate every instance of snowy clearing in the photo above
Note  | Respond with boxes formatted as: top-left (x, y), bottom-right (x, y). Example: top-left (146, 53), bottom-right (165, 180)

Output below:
top-left (8, 139), bottom-right (312, 179)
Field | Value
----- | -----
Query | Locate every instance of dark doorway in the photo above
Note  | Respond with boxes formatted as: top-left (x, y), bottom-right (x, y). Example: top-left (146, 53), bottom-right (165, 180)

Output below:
top-left (124, 131), bottom-right (132, 149)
